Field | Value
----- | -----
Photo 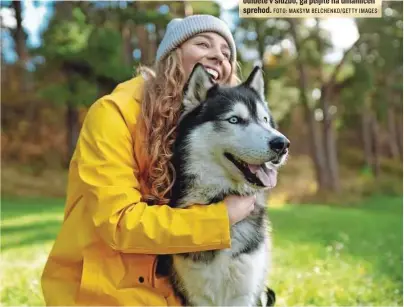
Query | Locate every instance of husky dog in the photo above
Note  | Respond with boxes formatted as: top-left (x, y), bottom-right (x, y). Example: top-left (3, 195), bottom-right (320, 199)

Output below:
top-left (157, 64), bottom-right (289, 306)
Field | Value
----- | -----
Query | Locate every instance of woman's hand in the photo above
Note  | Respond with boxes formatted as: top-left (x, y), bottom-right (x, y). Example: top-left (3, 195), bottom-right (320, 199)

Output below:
top-left (224, 194), bottom-right (256, 225)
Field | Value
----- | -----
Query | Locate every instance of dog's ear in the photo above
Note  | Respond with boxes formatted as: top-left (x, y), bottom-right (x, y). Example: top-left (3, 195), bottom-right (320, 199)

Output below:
top-left (182, 63), bottom-right (214, 113)
top-left (245, 65), bottom-right (265, 101)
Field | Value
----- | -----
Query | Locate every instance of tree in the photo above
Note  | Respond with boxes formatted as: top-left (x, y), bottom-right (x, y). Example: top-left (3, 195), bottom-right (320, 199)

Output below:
top-left (33, 1), bottom-right (201, 164)
top-left (10, 1), bottom-right (29, 91)
top-left (34, 2), bottom-right (133, 164)
top-left (340, 1), bottom-right (403, 176)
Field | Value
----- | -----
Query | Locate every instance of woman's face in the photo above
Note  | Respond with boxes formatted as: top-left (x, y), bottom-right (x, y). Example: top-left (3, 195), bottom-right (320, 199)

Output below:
top-left (180, 32), bottom-right (232, 85)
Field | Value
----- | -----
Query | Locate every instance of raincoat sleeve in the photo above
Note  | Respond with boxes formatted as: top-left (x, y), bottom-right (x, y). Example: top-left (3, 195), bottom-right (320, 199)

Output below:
top-left (76, 97), bottom-right (231, 254)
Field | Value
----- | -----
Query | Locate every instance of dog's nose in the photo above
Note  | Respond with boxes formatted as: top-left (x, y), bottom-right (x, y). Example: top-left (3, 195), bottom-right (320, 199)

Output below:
top-left (269, 137), bottom-right (290, 154)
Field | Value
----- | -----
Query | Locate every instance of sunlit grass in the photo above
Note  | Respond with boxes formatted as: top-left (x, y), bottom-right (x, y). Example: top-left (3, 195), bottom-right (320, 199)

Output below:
top-left (0, 195), bottom-right (402, 306)
top-left (1, 197), bottom-right (64, 306)
top-left (268, 195), bottom-right (403, 306)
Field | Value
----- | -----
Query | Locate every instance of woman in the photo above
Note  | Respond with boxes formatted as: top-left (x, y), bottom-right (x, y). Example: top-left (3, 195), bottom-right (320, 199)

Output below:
top-left (41, 14), bottom-right (273, 306)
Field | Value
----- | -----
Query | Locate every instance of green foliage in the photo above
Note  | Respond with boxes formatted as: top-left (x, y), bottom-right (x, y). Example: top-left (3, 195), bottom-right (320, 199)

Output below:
top-left (267, 79), bottom-right (299, 121)
top-left (36, 73), bottom-right (98, 107)
top-left (37, 83), bottom-right (72, 106)
top-left (300, 38), bottom-right (322, 67)
top-left (339, 61), bottom-right (373, 112)
top-left (342, 1), bottom-right (403, 121)
top-left (352, 61), bottom-right (374, 90)
top-left (39, 7), bottom-right (93, 62)
top-left (33, 4), bottom-right (136, 108)
top-left (70, 77), bottom-right (99, 107)
top-left (85, 26), bottom-right (133, 81)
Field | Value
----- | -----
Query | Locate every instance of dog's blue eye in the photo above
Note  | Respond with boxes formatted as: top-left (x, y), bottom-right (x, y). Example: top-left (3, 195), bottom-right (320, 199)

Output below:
top-left (228, 116), bottom-right (239, 124)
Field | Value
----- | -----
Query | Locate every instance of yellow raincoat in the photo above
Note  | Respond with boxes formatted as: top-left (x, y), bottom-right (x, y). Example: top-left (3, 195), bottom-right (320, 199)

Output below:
top-left (41, 76), bottom-right (231, 306)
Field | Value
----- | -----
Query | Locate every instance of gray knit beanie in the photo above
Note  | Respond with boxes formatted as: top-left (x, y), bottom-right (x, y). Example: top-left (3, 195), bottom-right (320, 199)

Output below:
top-left (156, 15), bottom-right (236, 65)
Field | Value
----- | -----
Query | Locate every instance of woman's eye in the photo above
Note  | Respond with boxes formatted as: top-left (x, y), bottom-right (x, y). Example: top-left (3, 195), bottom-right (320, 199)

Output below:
top-left (197, 42), bottom-right (209, 48)
top-left (228, 116), bottom-right (240, 124)
top-left (223, 52), bottom-right (230, 59)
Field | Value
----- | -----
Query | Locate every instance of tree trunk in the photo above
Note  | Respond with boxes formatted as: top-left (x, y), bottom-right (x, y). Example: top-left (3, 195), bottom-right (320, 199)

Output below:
top-left (253, 20), bottom-right (271, 98)
top-left (289, 19), bottom-right (328, 191)
top-left (370, 113), bottom-right (381, 178)
top-left (11, 1), bottom-right (28, 65)
top-left (316, 20), bottom-right (352, 192)
top-left (361, 98), bottom-right (373, 168)
top-left (386, 105), bottom-right (401, 160)
top-left (65, 76), bottom-right (80, 167)
top-left (66, 101), bottom-right (80, 167)
top-left (135, 25), bottom-right (147, 64)
top-left (121, 21), bottom-right (133, 67)
top-left (312, 118), bottom-right (329, 190)
top-left (397, 113), bottom-right (403, 161)
top-left (325, 112), bottom-right (340, 191)
top-left (155, 23), bottom-right (164, 49)
top-left (11, 1), bottom-right (30, 93)
top-left (320, 86), bottom-right (340, 191)
top-left (316, 21), bottom-right (331, 190)
top-left (149, 26), bottom-right (157, 64)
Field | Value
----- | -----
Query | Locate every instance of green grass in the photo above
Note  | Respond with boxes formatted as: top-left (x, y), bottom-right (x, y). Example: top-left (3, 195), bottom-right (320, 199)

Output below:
top-left (1, 195), bottom-right (402, 306)
top-left (268, 195), bottom-right (403, 306)
top-left (1, 197), bottom-right (64, 306)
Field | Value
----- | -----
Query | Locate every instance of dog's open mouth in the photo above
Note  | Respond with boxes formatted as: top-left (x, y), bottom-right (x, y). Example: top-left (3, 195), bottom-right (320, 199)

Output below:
top-left (224, 153), bottom-right (277, 188)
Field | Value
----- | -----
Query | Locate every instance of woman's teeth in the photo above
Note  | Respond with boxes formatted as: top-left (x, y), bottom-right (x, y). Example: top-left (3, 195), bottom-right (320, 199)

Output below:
top-left (205, 68), bottom-right (219, 80)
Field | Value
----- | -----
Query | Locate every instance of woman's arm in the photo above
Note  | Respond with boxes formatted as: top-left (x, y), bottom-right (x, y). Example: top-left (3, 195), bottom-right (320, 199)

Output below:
top-left (76, 98), bottom-right (231, 254)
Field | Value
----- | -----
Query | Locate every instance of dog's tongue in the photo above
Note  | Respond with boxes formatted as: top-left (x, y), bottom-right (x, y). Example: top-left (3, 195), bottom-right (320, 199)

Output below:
top-left (248, 164), bottom-right (277, 188)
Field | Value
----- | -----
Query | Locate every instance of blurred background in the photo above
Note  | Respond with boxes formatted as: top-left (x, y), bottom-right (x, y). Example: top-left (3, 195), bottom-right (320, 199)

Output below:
top-left (1, 1), bottom-right (402, 306)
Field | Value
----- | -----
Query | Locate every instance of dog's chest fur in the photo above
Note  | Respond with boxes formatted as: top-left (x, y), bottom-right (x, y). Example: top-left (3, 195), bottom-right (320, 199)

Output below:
top-left (173, 239), bottom-right (268, 306)
top-left (167, 205), bottom-right (270, 306)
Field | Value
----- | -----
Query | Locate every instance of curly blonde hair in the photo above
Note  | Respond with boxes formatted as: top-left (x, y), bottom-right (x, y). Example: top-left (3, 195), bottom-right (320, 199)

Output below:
top-left (136, 48), bottom-right (240, 205)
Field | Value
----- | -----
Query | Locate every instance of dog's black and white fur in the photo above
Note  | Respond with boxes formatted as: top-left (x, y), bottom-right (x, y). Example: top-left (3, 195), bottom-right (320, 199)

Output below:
top-left (157, 64), bottom-right (289, 306)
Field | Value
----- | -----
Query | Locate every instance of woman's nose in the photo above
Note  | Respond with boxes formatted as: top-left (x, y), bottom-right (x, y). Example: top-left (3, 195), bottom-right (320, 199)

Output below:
top-left (208, 47), bottom-right (225, 63)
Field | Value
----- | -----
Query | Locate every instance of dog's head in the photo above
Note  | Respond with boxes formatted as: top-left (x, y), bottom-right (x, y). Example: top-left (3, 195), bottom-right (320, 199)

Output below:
top-left (175, 63), bottom-right (289, 191)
